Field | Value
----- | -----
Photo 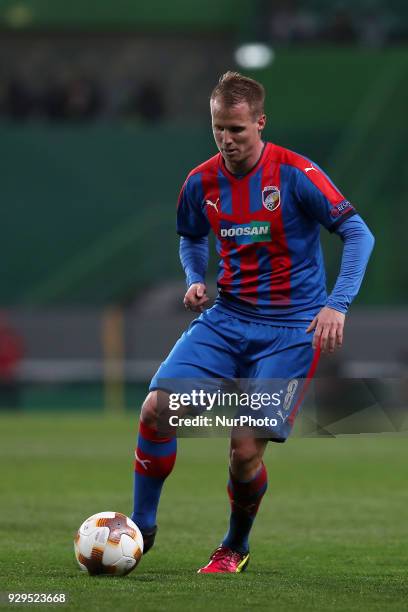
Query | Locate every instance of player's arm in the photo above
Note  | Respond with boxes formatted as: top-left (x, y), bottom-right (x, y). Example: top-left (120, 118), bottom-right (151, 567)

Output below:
top-left (307, 215), bottom-right (375, 352)
top-left (179, 236), bottom-right (209, 312)
top-left (295, 165), bottom-right (374, 353)
top-left (176, 173), bottom-right (211, 312)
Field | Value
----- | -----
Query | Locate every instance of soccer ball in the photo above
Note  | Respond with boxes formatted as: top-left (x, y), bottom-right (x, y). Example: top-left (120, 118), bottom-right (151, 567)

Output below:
top-left (74, 511), bottom-right (144, 576)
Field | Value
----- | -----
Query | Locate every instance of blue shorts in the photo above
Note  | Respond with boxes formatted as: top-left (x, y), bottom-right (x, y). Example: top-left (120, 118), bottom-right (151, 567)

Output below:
top-left (150, 305), bottom-right (320, 441)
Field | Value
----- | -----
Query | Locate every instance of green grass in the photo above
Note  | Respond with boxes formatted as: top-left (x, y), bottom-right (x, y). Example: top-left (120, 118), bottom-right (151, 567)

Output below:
top-left (0, 413), bottom-right (407, 611)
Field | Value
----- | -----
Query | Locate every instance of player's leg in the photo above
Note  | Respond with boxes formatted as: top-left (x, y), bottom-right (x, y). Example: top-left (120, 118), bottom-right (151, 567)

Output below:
top-left (221, 326), bottom-right (319, 565)
top-left (198, 429), bottom-right (267, 573)
top-left (199, 323), bottom-right (320, 573)
top-left (223, 431), bottom-right (268, 552)
top-left (132, 307), bottom-right (240, 553)
top-left (131, 390), bottom-right (176, 553)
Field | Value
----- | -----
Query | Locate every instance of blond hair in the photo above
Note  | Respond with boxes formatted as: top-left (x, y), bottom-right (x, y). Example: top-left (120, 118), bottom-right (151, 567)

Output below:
top-left (210, 71), bottom-right (265, 118)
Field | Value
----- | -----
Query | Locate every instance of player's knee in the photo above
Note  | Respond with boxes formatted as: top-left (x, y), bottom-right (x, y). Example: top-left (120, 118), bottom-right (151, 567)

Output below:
top-left (140, 391), bottom-right (170, 427)
top-left (140, 392), bottom-right (157, 426)
top-left (229, 443), bottom-right (260, 474)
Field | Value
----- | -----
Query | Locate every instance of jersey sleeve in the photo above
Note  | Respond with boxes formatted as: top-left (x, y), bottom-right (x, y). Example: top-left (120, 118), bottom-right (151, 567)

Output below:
top-left (177, 172), bottom-right (211, 238)
top-left (327, 214), bottom-right (375, 313)
top-left (294, 163), bottom-right (356, 232)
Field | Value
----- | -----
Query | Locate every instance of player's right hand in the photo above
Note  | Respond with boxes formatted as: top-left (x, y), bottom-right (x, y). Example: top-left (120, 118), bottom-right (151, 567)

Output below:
top-left (183, 283), bottom-right (209, 313)
top-left (306, 306), bottom-right (345, 353)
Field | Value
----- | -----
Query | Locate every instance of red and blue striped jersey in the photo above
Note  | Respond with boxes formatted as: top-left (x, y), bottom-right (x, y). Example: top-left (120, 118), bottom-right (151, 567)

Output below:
top-left (177, 142), bottom-right (356, 324)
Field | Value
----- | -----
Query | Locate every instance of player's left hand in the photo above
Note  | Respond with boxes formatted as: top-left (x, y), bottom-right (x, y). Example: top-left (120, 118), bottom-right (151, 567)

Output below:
top-left (306, 306), bottom-right (345, 353)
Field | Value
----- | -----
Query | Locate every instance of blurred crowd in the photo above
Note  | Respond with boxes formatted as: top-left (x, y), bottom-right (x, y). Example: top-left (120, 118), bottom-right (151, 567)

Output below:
top-left (0, 75), bottom-right (166, 123)
top-left (262, 2), bottom-right (405, 46)
top-left (0, 2), bottom-right (405, 123)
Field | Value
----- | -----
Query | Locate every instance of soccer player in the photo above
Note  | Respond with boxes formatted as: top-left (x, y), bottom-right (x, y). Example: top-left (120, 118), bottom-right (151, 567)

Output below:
top-left (131, 72), bottom-right (374, 573)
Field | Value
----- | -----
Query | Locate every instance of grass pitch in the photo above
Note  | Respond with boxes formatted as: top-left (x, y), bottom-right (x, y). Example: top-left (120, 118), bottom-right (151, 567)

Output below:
top-left (0, 412), bottom-right (407, 611)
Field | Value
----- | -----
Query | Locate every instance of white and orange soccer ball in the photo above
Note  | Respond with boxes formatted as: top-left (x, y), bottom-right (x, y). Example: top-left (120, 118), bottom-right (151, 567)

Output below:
top-left (74, 511), bottom-right (144, 576)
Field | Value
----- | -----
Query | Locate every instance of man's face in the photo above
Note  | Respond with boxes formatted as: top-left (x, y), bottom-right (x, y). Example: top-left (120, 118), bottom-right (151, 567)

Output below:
top-left (211, 97), bottom-right (266, 171)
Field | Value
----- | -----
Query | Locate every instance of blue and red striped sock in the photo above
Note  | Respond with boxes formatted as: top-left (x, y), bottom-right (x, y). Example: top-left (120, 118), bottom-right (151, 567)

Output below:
top-left (222, 462), bottom-right (268, 553)
top-left (131, 420), bottom-right (177, 532)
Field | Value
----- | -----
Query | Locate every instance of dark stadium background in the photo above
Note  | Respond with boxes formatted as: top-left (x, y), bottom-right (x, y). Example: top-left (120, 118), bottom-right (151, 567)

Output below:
top-left (0, 2), bottom-right (407, 609)
top-left (0, 0), bottom-right (406, 414)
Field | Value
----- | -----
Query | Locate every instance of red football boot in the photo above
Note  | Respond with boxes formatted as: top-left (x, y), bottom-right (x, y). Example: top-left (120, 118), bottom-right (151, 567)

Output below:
top-left (197, 546), bottom-right (250, 574)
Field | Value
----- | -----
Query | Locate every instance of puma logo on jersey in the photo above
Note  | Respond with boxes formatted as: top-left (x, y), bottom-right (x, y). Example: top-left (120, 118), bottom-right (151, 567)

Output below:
top-left (305, 164), bottom-right (317, 173)
top-left (135, 451), bottom-right (151, 471)
top-left (277, 410), bottom-right (288, 424)
top-left (205, 198), bottom-right (219, 213)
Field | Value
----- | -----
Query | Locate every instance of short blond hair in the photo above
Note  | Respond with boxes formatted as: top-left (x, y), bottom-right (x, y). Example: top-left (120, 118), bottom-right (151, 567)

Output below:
top-left (210, 71), bottom-right (265, 118)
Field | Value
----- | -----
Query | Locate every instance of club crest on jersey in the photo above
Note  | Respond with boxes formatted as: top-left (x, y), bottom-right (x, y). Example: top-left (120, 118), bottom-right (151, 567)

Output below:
top-left (262, 186), bottom-right (280, 212)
